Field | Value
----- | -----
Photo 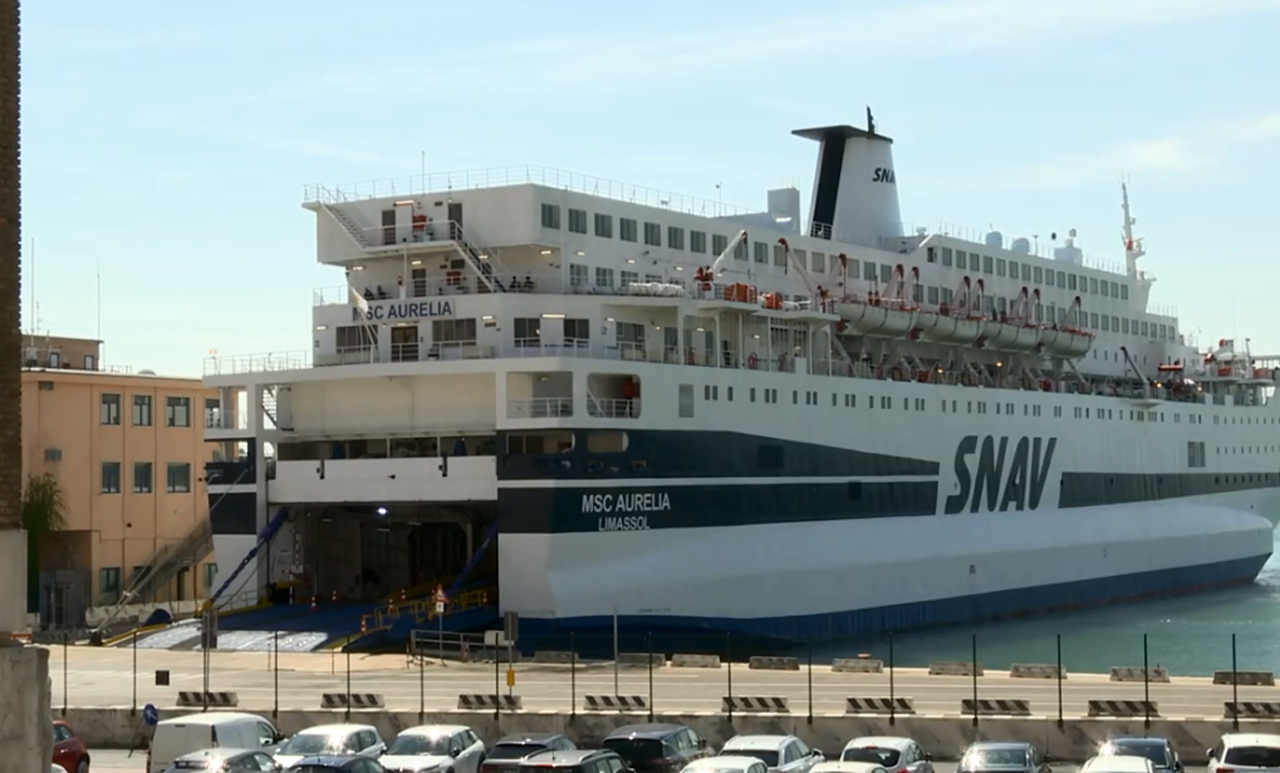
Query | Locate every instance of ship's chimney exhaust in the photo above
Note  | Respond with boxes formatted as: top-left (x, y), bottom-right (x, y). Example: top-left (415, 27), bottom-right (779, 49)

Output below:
top-left (794, 108), bottom-right (902, 245)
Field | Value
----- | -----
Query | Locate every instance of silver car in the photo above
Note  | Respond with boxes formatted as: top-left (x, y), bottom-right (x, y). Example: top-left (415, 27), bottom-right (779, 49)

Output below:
top-left (842, 737), bottom-right (932, 773)
top-left (721, 736), bottom-right (823, 773)
top-left (382, 725), bottom-right (486, 773)
top-left (273, 724), bottom-right (386, 768)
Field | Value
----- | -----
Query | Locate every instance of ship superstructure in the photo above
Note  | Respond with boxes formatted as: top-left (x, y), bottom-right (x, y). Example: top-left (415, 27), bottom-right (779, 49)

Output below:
top-left (202, 115), bottom-right (1280, 645)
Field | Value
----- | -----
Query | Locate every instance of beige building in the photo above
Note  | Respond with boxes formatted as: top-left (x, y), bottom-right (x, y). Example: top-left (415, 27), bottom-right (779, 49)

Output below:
top-left (22, 334), bottom-right (220, 625)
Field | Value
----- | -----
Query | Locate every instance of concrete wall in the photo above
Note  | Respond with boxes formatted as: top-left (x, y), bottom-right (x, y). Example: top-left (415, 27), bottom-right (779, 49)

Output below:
top-left (64, 707), bottom-right (1249, 764)
top-left (2, 647), bottom-right (53, 769)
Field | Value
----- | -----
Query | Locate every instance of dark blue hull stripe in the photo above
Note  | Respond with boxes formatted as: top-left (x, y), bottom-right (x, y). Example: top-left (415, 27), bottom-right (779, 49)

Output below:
top-left (516, 552), bottom-right (1272, 645)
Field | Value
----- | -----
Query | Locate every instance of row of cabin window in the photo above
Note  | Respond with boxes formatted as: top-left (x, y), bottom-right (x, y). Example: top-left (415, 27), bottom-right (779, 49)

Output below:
top-left (99, 461), bottom-right (192, 494)
top-left (927, 245), bottom-right (1130, 300)
top-left (100, 393), bottom-right (207, 428)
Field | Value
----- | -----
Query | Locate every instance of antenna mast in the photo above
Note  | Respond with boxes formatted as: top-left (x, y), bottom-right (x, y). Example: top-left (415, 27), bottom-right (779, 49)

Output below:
top-left (1121, 181), bottom-right (1144, 277)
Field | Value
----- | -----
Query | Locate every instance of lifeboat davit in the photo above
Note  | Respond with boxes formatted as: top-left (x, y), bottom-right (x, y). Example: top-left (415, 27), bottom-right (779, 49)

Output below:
top-left (835, 298), bottom-right (917, 337)
top-left (980, 319), bottom-right (1041, 352)
top-left (1040, 326), bottom-right (1094, 357)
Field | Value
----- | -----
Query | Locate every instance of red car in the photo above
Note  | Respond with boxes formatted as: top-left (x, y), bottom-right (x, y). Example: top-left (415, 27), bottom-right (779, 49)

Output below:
top-left (53, 720), bottom-right (90, 773)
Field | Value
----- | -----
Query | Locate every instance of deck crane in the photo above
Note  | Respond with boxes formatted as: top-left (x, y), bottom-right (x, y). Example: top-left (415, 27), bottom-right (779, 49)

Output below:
top-left (694, 229), bottom-right (749, 284)
top-left (775, 237), bottom-right (828, 310)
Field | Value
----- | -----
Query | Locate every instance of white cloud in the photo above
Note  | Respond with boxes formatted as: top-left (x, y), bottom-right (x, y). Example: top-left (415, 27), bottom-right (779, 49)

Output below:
top-left (222, 128), bottom-right (402, 168)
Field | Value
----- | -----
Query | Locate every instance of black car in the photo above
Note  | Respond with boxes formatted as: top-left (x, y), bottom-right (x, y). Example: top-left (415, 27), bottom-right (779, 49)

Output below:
top-left (519, 749), bottom-right (633, 773)
top-left (602, 724), bottom-right (712, 773)
top-left (481, 734), bottom-right (578, 773)
top-left (958, 742), bottom-right (1052, 773)
top-left (166, 749), bottom-right (284, 773)
top-left (286, 756), bottom-right (386, 773)
top-left (1100, 738), bottom-right (1182, 773)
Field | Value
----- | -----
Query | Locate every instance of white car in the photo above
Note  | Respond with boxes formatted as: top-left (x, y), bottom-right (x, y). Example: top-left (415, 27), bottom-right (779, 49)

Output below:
top-left (813, 763), bottom-right (889, 773)
top-left (1209, 734), bottom-right (1280, 773)
top-left (274, 724), bottom-right (386, 768)
top-left (1082, 757), bottom-right (1155, 773)
top-left (382, 725), bottom-right (487, 773)
top-left (721, 736), bottom-right (824, 773)
top-left (682, 756), bottom-right (772, 773)
top-left (841, 737), bottom-right (933, 773)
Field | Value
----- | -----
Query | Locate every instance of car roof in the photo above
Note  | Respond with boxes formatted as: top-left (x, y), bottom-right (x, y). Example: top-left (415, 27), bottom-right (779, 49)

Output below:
top-left (969, 743), bottom-right (1032, 751)
top-left (496, 733), bottom-right (567, 744)
top-left (606, 724), bottom-right (685, 740)
top-left (1085, 756), bottom-right (1152, 772)
top-left (175, 749), bottom-right (259, 762)
top-left (523, 750), bottom-right (613, 765)
top-left (297, 725), bottom-right (374, 735)
top-left (687, 756), bottom-right (770, 769)
top-left (160, 712), bottom-right (268, 727)
top-left (1107, 739), bottom-right (1168, 747)
top-left (724, 737), bottom-right (794, 751)
top-left (1223, 734), bottom-right (1280, 747)
top-left (399, 725), bottom-right (472, 737)
top-left (813, 764), bottom-right (888, 773)
top-left (291, 756), bottom-right (357, 768)
top-left (844, 738), bottom-right (913, 751)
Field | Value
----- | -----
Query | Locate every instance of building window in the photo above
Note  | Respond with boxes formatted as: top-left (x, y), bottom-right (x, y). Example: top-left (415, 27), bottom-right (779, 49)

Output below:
top-left (133, 462), bottom-right (153, 494)
top-left (567, 208), bottom-right (587, 234)
top-left (690, 231), bottom-right (706, 253)
top-left (1121, 284), bottom-right (1129, 300)
top-left (1090, 277), bottom-right (1099, 294)
top-left (712, 234), bottom-right (728, 255)
top-left (433, 318), bottom-right (477, 343)
top-left (594, 267), bottom-right (615, 289)
top-left (620, 218), bottom-right (638, 242)
top-left (996, 258), bottom-right (1006, 277)
top-left (166, 462), bottom-right (192, 493)
top-left (593, 213), bottom-right (613, 238)
top-left (101, 393), bottom-right (121, 425)
top-left (643, 222), bottom-right (661, 246)
top-left (620, 270), bottom-right (638, 288)
top-left (812, 252), bottom-right (826, 273)
top-left (165, 396), bottom-right (191, 427)
top-left (204, 398), bottom-right (220, 429)
top-left (753, 242), bottom-right (768, 263)
top-left (133, 395), bottom-right (152, 426)
top-left (101, 462), bottom-right (121, 494)
top-left (773, 244), bottom-right (787, 267)
top-left (336, 324), bottom-right (377, 353)
top-left (983, 255), bottom-right (994, 274)
top-left (864, 262), bottom-right (877, 281)
top-left (667, 226), bottom-right (685, 250)
top-left (100, 567), bottom-right (121, 605)
top-left (564, 318), bottom-right (590, 343)
top-left (540, 203), bottom-right (561, 229)
top-left (1033, 266), bottom-right (1043, 283)
top-left (513, 318), bottom-right (541, 347)
top-left (569, 263), bottom-right (588, 287)
top-left (734, 239), bottom-right (748, 260)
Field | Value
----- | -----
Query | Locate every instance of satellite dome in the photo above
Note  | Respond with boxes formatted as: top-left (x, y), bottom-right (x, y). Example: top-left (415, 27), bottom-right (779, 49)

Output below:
top-left (985, 231), bottom-right (1004, 248)
top-left (138, 369), bottom-right (156, 376)
top-left (1011, 237), bottom-right (1031, 254)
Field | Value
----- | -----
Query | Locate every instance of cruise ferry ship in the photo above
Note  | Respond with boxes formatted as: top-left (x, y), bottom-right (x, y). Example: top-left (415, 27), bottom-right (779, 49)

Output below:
top-left (203, 115), bottom-right (1280, 645)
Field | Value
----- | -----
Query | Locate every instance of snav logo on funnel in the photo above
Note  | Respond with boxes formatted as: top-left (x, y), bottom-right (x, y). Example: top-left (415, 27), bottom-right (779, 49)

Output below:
top-left (872, 167), bottom-right (896, 183)
top-left (944, 435), bottom-right (1057, 514)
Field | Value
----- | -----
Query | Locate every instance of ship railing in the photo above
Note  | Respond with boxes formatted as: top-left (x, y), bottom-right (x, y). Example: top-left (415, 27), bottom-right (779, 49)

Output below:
top-left (588, 397), bottom-right (638, 419)
top-left (303, 165), bottom-right (753, 218)
top-left (204, 350), bottom-right (312, 376)
top-left (507, 397), bottom-right (573, 419)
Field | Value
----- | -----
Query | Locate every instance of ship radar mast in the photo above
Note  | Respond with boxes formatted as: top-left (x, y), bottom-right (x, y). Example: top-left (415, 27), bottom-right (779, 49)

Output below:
top-left (1121, 180), bottom-right (1156, 313)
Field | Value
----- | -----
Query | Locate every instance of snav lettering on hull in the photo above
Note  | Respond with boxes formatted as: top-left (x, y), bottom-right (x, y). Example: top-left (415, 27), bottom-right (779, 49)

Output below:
top-left (944, 435), bottom-right (1058, 514)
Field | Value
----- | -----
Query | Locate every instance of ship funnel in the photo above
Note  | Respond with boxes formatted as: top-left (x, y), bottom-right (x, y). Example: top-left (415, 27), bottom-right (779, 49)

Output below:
top-left (794, 114), bottom-right (902, 245)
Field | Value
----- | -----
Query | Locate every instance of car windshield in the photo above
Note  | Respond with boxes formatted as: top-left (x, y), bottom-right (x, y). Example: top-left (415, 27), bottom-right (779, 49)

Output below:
top-left (1225, 747), bottom-right (1280, 768)
top-left (169, 760), bottom-right (214, 771)
top-left (389, 736), bottom-right (454, 756)
top-left (967, 749), bottom-right (1028, 767)
top-left (1109, 742), bottom-right (1171, 767)
top-left (279, 735), bottom-right (347, 755)
top-left (604, 739), bottom-right (667, 761)
top-left (731, 752), bottom-right (778, 768)
top-left (844, 749), bottom-right (901, 767)
top-left (489, 744), bottom-right (549, 761)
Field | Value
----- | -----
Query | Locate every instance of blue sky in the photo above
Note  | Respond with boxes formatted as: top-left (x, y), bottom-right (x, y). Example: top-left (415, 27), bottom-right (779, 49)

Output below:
top-left (18, 0), bottom-right (1280, 376)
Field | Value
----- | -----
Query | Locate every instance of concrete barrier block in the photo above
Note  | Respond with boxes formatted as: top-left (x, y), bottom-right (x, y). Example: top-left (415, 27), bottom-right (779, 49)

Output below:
top-left (175, 691), bottom-right (238, 708)
top-left (1088, 699), bottom-right (1159, 717)
top-left (672, 653), bottom-right (721, 668)
top-left (1010, 663), bottom-right (1064, 679)
top-left (457, 694), bottom-right (522, 710)
top-left (722, 696), bottom-right (789, 713)
top-left (617, 652), bottom-right (665, 667)
top-left (929, 661), bottom-right (983, 676)
top-left (833, 658), bottom-right (884, 674)
top-left (1225, 701), bottom-right (1280, 718)
top-left (962, 698), bottom-right (1032, 716)
top-left (1215, 670), bottom-right (1276, 686)
top-left (321, 693), bottom-right (385, 710)
top-left (583, 695), bottom-right (649, 711)
top-left (845, 697), bottom-right (914, 715)
top-left (748, 656), bottom-right (800, 671)
top-left (533, 651), bottom-right (575, 664)
top-left (1109, 666), bottom-right (1170, 683)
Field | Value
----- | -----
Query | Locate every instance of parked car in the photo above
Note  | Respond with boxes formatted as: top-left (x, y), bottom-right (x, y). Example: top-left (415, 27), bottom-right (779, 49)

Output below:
top-left (382, 725), bottom-right (486, 773)
top-left (1208, 734), bottom-right (1280, 773)
top-left (518, 749), bottom-right (632, 773)
top-left (720, 737), bottom-right (823, 773)
top-left (163, 749), bottom-right (284, 773)
top-left (1099, 738), bottom-right (1182, 773)
top-left (149, 713), bottom-right (283, 773)
top-left (841, 737), bottom-right (931, 773)
top-left (680, 756), bottom-right (770, 773)
top-left (813, 764), bottom-right (889, 773)
top-left (1080, 757), bottom-right (1154, 773)
top-left (957, 743), bottom-right (1051, 773)
top-left (602, 725), bottom-right (711, 773)
top-left (275, 726), bottom-right (386, 768)
top-left (53, 720), bottom-right (91, 773)
top-left (480, 734), bottom-right (577, 773)
top-left (284, 756), bottom-right (386, 773)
